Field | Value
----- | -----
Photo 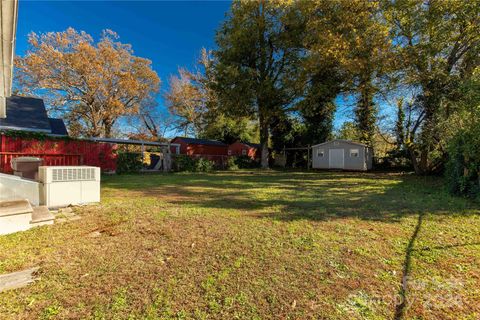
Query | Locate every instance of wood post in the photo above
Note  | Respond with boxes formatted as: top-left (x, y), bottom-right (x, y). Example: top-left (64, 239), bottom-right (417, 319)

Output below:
top-left (307, 145), bottom-right (310, 170)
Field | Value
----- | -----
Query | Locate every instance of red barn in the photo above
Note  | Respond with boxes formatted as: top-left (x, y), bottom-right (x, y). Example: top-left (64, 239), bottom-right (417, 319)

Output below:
top-left (171, 137), bottom-right (228, 156)
top-left (228, 141), bottom-right (261, 160)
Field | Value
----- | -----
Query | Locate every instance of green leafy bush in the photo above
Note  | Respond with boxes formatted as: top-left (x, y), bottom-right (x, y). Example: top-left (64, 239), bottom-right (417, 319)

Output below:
top-left (226, 157), bottom-right (239, 170)
top-left (174, 155), bottom-right (196, 172)
top-left (195, 158), bottom-right (215, 172)
top-left (116, 152), bottom-right (143, 174)
top-left (446, 120), bottom-right (480, 199)
top-left (173, 155), bottom-right (215, 172)
top-left (234, 155), bottom-right (260, 169)
top-left (375, 149), bottom-right (412, 170)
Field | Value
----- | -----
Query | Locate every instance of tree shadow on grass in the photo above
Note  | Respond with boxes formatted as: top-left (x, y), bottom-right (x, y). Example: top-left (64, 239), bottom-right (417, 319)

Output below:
top-left (393, 212), bottom-right (480, 320)
top-left (103, 171), bottom-right (480, 319)
top-left (102, 171), bottom-right (479, 223)
top-left (394, 212), bottom-right (424, 320)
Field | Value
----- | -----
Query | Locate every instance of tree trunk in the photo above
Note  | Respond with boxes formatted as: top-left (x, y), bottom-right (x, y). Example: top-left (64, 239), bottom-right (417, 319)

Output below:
top-left (356, 76), bottom-right (376, 146)
top-left (408, 146), bottom-right (423, 175)
top-left (102, 116), bottom-right (115, 138)
top-left (415, 82), bottom-right (443, 174)
top-left (104, 124), bottom-right (113, 138)
top-left (259, 111), bottom-right (269, 169)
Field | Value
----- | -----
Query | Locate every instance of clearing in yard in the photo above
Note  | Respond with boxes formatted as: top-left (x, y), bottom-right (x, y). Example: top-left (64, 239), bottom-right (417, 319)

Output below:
top-left (0, 171), bottom-right (479, 319)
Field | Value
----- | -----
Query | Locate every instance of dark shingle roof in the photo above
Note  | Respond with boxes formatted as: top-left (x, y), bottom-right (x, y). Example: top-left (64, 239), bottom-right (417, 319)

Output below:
top-left (243, 142), bottom-right (261, 149)
top-left (0, 96), bottom-right (51, 132)
top-left (48, 118), bottom-right (69, 136)
top-left (0, 96), bottom-right (69, 137)
top-left (174, 137), bottom-right (227, 146)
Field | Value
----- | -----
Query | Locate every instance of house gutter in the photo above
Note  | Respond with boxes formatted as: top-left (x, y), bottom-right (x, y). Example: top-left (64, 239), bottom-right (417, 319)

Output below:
top-left (0, 0), bottom-right (18, 118)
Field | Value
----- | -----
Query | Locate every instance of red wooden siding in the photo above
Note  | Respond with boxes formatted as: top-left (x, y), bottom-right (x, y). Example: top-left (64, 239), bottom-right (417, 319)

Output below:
top-left (0, 135), bottom-right (117, 174)
top-left (186, 144), bottom-right (228, 156)
top-left (171, 138), bottom-right (228, 156)
top-left (171, 137), bottom-right (229, 168)
top-left (228, 142), bottom-right (259, 160)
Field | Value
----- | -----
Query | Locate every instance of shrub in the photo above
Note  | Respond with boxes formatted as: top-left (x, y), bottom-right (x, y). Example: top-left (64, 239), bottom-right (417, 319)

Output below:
top-left (173, 155), bottom-right (196, 172)
top-left (445, 121), bottom-right (480, 199)
top-left (173, 155), bottom-right (215, 172)
top-left (234, 155), bottom-right (260, 169)
top-left (375, 149), bottom-right (412, 170)
top-left (116, 152), bottom-right (143, 174)
top-left (226, 157), bottom-right (239, 170)
top-left (195, 158), bottom-right (215, 172)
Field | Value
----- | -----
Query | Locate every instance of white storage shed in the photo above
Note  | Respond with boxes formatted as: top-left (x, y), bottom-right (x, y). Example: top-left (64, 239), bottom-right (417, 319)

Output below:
top-left (312, 140), bottom-right (372, 171)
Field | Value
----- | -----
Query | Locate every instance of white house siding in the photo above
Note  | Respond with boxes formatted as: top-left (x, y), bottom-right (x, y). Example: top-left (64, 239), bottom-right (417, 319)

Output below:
top-left (0, 173), bottom-right (40, 206)
top-left (312, 140), bottom-right (371, 171)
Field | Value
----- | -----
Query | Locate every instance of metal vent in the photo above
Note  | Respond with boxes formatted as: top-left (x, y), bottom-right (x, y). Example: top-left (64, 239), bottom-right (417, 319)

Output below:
top-left (51, 167), bottom-right (95, 182)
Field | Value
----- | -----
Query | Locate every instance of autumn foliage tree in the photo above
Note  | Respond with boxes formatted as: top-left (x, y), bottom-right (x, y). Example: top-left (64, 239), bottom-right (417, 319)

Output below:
top-left (165, 48), bottom-right (258, 142)
top-left (15, 28), bottom-right (160, 137)
top-left (164, 68), bottom-right (207, 137)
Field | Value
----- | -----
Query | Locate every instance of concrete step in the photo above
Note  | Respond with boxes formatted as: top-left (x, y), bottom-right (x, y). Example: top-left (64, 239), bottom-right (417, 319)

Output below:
top-left (0, 200), bottom-right (33, 235)
top-left (0, 267), bottom-right (40, 293)
top-left (30, 206), bottom-right (55, 228)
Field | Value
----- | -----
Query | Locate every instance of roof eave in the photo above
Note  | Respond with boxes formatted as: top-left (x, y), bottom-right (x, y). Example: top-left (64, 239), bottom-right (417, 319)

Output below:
top-left (311, 139), bottom-right (368, 148)
top-left (0, 125), bottom-right (51, 133)
top-left (0, 0), bottom-right (18, 118)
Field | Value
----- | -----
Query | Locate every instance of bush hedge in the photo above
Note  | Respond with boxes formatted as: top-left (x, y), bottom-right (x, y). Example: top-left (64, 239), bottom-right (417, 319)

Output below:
top-left (226, 157), bottom-right (239, 170)
top-left (173, 155), bottom-right (215, 172)
top-left (195, 158), bottom-right (215, 172)
top-left (233, 155), bottom-right (260, 169)
top-left (174, 155), bottom-right (196, 172)
top-left (116, 152), bottom-right (143, 174)
top-left (446, 120), bottom-right (480, 199)
top-left (375, 149), bottom-right (412, 170)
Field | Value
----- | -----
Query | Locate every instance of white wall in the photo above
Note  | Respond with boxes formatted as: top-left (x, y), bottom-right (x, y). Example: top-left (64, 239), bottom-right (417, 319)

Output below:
top-left (0, 173), bottom-right (40, 206)
top-left (0, 0), bottom-right (18, 118)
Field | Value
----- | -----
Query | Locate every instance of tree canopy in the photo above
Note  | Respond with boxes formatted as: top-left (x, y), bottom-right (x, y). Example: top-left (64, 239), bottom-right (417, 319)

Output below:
top-left (14, 2), bottom-right (480, 182)
top-left (213, 0), bottom-right (303, 168)
top-left (15, 28), bottom-right (160, 137)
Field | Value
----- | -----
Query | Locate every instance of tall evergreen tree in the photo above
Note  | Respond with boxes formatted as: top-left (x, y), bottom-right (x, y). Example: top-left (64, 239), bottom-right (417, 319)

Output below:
top-left (297, 68), bottom-right (340, 145)
top-left (395, 98), bottom-right (406, 150)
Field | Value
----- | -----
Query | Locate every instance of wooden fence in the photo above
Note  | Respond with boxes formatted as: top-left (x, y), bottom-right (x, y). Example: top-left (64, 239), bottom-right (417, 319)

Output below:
top-left (0, 152), bottom-right (83, 173)
top-left (0, 134), bottom-right (116, 174)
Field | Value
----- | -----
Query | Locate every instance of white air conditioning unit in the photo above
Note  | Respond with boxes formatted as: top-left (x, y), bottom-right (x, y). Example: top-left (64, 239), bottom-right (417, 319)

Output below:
top-left (38, 166), bottom-right (101, 208)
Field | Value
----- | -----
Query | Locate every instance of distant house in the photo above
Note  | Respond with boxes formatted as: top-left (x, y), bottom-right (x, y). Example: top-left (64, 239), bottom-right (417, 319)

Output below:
top-left (228, 141), bottom-right (261, 160)
top-left (0, 96), bottom-right (68, 136)
top-left (171, 137), bottom-right (228, 156)
top-left (311, 139), bottom-right (372, 171)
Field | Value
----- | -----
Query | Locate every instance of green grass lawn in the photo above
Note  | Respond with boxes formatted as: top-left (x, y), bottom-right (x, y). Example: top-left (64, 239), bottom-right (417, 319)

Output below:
top-left (0, 171), bottom-right (479, 319)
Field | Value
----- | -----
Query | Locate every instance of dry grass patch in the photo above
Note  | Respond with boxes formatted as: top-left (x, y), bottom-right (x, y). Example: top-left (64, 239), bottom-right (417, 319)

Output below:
top-left (0, 171), bottom-right (479, 319)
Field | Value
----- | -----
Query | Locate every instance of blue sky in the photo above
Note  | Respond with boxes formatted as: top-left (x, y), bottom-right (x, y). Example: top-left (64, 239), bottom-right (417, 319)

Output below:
top-left (15, 0), bottom-right (358, 135)
top-left (16, 1), bottom-right (230, 84)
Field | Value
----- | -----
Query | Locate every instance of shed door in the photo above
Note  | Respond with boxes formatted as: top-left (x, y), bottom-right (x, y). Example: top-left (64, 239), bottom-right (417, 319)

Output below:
top-left (329, 149), bottom-right (344, 169)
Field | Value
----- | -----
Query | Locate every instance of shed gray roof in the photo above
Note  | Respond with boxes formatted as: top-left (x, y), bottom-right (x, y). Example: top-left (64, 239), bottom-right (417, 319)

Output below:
top-left (311, 139), bottom-right (368, 148)
top-left (0, 96), bottom-right (51, 132)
